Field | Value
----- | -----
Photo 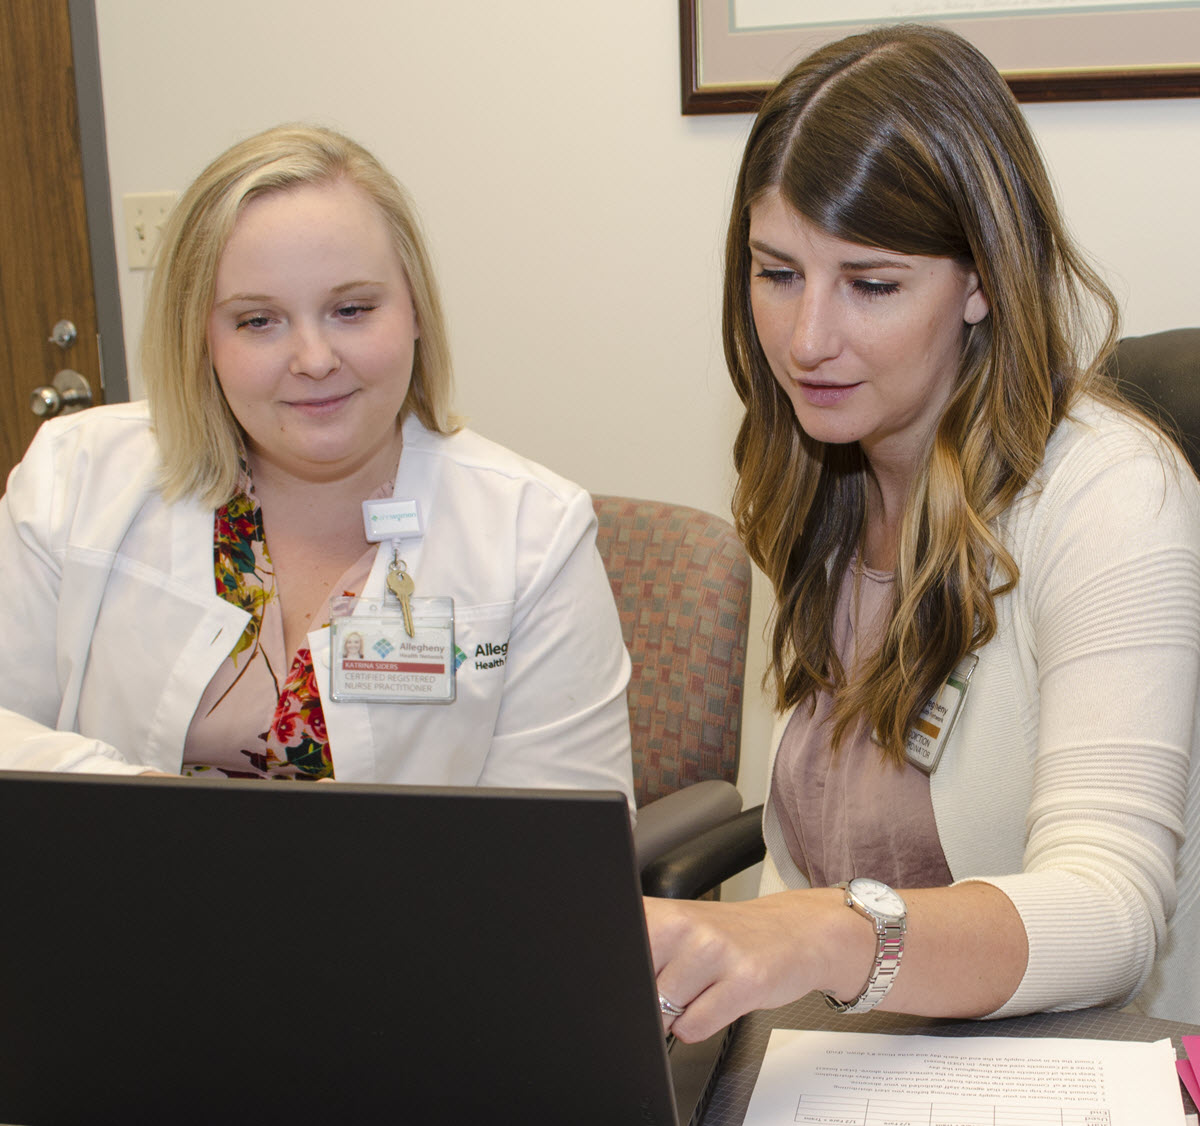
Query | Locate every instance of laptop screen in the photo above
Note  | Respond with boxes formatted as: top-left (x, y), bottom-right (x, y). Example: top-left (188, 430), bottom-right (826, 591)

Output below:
top-left (0, 772), bottom-right (691, 1125)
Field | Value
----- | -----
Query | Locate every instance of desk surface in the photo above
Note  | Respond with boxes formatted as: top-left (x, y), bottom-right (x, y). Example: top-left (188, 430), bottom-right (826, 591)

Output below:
top-left (699, 991), bottom-right (1200, 1125)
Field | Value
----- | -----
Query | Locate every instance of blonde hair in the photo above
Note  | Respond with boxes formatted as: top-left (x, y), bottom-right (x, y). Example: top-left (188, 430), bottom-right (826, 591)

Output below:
top-left (724, 25), bottom-right (1122, 763)
top-left (142, 123), bottom-right (457, 505)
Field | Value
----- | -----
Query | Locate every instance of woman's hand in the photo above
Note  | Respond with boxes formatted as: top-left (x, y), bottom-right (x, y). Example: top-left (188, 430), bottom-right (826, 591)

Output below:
top-left (647, 882), bottom-right (1030, 1041)
top-left (645, 889), bottom-right (868, 1042)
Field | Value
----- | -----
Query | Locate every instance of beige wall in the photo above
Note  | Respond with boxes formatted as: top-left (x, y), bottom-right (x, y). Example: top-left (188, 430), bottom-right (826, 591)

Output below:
top-left (94, 1), bottom-right (1200, 831)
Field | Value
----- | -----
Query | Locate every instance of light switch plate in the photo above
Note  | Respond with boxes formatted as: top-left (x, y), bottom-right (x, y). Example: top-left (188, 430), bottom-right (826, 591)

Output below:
top-left (123, 191), bottom-right (178, 270)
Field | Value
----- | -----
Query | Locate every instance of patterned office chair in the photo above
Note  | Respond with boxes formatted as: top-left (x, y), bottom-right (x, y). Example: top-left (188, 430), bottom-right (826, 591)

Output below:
top-left (591, 496), bottom-right (751, 886)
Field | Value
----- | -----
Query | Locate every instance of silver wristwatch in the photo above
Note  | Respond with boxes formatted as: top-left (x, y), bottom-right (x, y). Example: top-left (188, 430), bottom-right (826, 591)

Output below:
top-left (823, 877), bottom-right (907, 1014)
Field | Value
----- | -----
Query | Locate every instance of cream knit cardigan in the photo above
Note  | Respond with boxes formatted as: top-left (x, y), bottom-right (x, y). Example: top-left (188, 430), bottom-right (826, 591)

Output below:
top-left (760, 397), bottom-right (1200, 1023)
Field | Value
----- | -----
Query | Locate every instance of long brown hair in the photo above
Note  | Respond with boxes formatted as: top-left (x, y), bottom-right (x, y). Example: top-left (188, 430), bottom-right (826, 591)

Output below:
top-left (724, 24), bottom-right (1121, 761)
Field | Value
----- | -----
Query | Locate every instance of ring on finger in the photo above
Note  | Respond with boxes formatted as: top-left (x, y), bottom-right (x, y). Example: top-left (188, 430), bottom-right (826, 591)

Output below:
top-left (658, 991), bottom-right (686, 1018)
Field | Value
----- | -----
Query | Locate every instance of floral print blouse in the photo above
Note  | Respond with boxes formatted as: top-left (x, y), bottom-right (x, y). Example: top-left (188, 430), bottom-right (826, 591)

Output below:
top-left (182, 476), bottom-right (379, 780)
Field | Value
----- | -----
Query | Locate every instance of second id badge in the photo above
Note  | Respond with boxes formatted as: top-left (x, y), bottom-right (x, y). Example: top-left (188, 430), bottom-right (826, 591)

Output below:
top-left (329, 594), bottom-right (456, 704)
top-left (903, 654), bottom-right (978, 774)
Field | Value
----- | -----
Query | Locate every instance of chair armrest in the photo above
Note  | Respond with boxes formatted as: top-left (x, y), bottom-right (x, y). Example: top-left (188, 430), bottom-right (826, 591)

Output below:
top-left (632, 780), bottom-right (743, 869)
top-left (640, 804), bottom-right (765, 899)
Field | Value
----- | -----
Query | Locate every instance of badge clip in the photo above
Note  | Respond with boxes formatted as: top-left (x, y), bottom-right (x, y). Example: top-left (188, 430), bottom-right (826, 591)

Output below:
top-left (362, 498), bottom-right (422, 544)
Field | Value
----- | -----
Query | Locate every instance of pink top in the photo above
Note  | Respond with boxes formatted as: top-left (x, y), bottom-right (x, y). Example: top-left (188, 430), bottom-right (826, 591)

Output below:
top-left (181, 476), bottom-right (387, 780)
top-left (769, 561), bottom-right (953, 889)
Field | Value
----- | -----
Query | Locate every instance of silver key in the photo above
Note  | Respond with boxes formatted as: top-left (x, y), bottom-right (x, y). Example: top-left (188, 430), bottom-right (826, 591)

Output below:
top-left (387, 564), bottom-right (415, 637)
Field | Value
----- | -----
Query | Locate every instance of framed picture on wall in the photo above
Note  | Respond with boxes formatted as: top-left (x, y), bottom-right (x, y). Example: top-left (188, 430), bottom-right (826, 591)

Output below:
top-left (680, 0), bottom-right (1200, 113)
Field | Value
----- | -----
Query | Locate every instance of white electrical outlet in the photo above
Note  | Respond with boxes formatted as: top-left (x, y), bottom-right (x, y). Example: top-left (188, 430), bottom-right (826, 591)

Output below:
top-left (123, 191), bottom-right (178, 270)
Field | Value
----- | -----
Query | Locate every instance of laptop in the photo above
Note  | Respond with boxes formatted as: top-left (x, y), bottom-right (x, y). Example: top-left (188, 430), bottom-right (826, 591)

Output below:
top-left (0, 772), bottom-right (729, 1125)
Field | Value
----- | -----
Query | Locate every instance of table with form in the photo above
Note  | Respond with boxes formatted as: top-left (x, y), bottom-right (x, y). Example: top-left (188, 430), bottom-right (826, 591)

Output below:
top-left (698, 991), bottom-right (1200, 1125)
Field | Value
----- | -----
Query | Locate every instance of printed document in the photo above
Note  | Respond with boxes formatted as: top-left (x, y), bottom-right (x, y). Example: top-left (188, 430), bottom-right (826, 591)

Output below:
top-left (743, 1029), bottom-right (1185, 1125)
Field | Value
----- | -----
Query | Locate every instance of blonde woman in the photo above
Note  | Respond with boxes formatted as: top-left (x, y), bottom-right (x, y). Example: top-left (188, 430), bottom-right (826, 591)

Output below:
top-left (648, 24), bottom-right (1199, 1032)
top-left (0, 124), bottom-right (633, 801)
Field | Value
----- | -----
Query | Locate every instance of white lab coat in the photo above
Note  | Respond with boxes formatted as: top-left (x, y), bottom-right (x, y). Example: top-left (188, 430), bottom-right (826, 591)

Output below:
top-left (0, 403), bottom-right (634, 804)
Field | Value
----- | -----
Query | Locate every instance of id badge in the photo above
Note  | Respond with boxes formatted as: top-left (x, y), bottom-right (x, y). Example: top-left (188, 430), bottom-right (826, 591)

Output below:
top-left (329, 595), bottom-right (456, 704)
top-left (904, 654), bottom-right (978, 774)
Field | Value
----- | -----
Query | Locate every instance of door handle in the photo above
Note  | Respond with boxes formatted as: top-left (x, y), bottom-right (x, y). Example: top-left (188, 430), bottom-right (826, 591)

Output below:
top-left (30, 369), bottom-right (93, 418)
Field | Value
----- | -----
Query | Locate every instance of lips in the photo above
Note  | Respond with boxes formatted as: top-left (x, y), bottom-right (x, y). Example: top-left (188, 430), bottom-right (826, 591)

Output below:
top-left (797, 380), bottom-right (861, 406)
top-left (285, 391), bottom-right (355, 411)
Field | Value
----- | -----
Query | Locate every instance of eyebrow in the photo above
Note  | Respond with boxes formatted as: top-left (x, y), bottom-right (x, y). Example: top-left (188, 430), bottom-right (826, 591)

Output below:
top-left (748, 239), bottom-right (913, 272)
top-left (212, 280), bottom-right (387, 308)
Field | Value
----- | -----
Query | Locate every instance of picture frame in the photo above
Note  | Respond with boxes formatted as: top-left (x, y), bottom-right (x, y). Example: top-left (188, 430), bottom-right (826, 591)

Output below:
top-left (680, 0), bottom-right (1200, 114)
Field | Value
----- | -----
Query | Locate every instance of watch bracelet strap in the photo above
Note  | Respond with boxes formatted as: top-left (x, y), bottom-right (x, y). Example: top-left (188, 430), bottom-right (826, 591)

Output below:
top-left (823, 920), bottom-right (905, 1014)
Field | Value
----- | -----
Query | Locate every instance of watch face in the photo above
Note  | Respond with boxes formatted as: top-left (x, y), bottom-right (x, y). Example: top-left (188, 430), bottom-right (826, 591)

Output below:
top-left (849, 877), bottom-right (905, 919)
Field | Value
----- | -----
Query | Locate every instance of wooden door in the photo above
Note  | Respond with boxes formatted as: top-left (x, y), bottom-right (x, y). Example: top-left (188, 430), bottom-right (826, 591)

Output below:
top-left (0, 0), bottom-right (105, 483)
